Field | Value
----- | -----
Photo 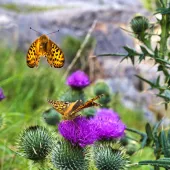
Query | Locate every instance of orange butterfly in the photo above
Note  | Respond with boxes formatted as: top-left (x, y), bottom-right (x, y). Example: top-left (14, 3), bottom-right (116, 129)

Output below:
top-left (47, 94), bottom-right (104, 120)
top-left (26, 28), bottom-right (64, 68)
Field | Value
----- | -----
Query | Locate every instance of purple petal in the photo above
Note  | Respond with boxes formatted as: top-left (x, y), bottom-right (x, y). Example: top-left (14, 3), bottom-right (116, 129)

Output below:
top-left (0, 88), bottom-right (5, 101)
top-left (66, 70), bottom-right (90, 88)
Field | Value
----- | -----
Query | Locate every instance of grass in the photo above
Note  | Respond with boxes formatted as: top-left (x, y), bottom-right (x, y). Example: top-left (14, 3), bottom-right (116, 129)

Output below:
top-left (0, 3), bottom-right (67, 13)
top-left (0, 46), bottom-right (66, 169)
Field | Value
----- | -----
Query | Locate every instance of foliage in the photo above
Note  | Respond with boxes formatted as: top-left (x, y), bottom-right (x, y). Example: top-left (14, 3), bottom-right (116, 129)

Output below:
top-left (99, 0), bottom-right (170, 109)
top-left (2, 0), bottom-right (170, 169)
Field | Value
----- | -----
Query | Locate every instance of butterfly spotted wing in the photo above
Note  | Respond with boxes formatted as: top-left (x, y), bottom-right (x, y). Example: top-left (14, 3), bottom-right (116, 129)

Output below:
top-left (46, 39), bottom-right (65, 68)
top-left (26, 38), bottom-right (41, 68)
top-left (48, 94), bottom-right (104, 120)
top-left (47, 99), bottom-right (83, 120)
top-left (26, 35), bottom-right (64, 68)
top-left (70, 94), bottom-right (104, 115)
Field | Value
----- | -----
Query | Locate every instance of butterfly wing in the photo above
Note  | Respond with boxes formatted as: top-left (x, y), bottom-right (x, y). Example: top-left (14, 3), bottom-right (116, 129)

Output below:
top-left (47, 100), bottom-right (69, 115)
top-left (47, 99), bottom-right (82, 120)
top-left (46, 39), bottom-right (65, 68)
top-left (26, 38), bottom-right (41, 68)
top-left (70, 94), bottom-right (104, 115)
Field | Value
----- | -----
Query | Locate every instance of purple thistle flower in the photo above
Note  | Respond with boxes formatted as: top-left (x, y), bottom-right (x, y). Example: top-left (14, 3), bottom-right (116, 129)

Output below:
top-left (0, 88), bottom-right (5, 101)
top-left (91, 108), bottom-right (126, 140)
top-left (58, 116), bottom-right (97, 147)
top-left (66, 70), bottom-right (90, 89)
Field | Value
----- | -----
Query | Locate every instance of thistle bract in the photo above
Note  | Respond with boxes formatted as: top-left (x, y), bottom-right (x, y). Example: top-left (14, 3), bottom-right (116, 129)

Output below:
top-left (51, 139), bottom-right (89, 170)
top-left (18, 126), bottom-right (53, 161)
top-left (93, 141), bottom-right (129, 170)
top-left (43, 108), bottom-right (61, 125)
top-left (130, 16), bottom-right (149, 34)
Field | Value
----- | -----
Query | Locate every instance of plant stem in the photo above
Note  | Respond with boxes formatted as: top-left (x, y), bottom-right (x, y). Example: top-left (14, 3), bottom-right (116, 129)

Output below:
top-left (159, 1), bottom-right (169, 59)
top-left (63, 20), bottom-right (97, 79)
top-left (154, 166), bottom-right (160, 170)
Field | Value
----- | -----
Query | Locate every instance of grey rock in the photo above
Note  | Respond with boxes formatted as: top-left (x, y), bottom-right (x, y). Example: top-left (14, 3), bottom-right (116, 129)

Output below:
top-left (0, 0), bottom-right (147, 55)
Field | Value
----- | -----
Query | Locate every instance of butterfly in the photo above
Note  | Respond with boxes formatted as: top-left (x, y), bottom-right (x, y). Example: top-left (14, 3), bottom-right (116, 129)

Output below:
top-left (47, 94), bottom-right (104, 120)
top-left (26, 31), bottom-right (64, 68)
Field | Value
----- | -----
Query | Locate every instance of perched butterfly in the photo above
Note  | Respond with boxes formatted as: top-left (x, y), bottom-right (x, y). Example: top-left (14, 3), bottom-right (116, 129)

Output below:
top-left (47, 94), bottom-right (104, 120)
top-left (26, 27), bottom-right (64, 68)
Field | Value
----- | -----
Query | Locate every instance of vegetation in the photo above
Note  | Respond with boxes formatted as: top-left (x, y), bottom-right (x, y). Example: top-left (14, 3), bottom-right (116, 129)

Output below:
top-left (1, 0), bottom-right (170, 169)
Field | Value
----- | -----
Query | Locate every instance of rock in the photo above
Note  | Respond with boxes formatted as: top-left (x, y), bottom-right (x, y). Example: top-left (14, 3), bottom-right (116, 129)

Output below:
top-left (0, 0), bottom-right (147, 55)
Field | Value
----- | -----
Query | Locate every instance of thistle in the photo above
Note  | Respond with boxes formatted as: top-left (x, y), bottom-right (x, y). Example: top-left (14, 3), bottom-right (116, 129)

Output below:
top-left (42, 108), bottom-right (61, 126)
top-left (66, 70), bottom-right (90, 89)
top-left (60, 70), bottom-right (90, 102)
top-left (51, 139), bottom-right (90, 170)
top-left (82, 107), bottom-right (96, 118)
top-left (93, 141), bottom-right (129, 170)
top-left (93, 82), bottom-right (111, 107)
top-left (91, 108), bottom-right (126, 140)
top-left (130, 16), bottom-right (149, 35)
top-left (58, 116), bottom-right (97, 147)
top-left (17, 126), bottom-right (53, 162)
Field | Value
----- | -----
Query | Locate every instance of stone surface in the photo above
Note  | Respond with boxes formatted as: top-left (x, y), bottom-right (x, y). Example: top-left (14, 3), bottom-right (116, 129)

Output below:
top-left (0, 0), bottom-right (147, 55)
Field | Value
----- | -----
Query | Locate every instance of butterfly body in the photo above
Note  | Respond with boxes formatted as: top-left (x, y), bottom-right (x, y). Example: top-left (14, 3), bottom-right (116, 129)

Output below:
top-left (48, 94), bottom-right (104, 120)
top-left (26, 34), bottom-right (64, 68)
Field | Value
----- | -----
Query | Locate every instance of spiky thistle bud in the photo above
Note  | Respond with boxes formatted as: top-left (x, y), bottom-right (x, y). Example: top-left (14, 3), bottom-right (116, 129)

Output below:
top-left (92, 141), bottom-right (129, 170)
top-left (82, 107), bottom-right (96, 118)
top-left (59, 88), bottom-right (85, 102)
top-left (51, 139), bottom-right (90, 170)
top-left (130, 16), bottom-right (149, 35)
top-left (17, 126), bottom-right (53, 161)
top-left (43, 108), bottom-right (61, 126)
top-left (93, 82), bottom-right (111, 107)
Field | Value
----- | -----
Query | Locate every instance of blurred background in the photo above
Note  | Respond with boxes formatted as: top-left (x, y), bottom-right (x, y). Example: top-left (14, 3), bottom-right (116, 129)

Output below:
top-left (0, 0), bottom-right (169, 169)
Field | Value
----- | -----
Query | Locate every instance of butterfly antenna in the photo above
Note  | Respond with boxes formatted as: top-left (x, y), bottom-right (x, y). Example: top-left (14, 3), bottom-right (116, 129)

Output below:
top-left (47, 30), bottom-right (59, 35)
top-left (30, 27), bottom-right (42, 34)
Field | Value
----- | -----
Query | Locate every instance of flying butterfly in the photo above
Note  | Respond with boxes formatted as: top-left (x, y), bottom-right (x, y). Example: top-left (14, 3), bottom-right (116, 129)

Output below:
top-left (26, 27), bottom-right (64, 68)
top-left (47, 94), bottom-right (104, 120)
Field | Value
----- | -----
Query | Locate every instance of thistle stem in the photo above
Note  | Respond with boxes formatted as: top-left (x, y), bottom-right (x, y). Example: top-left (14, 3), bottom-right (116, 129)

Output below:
top-left (159, 1), bottom-right (170, 59)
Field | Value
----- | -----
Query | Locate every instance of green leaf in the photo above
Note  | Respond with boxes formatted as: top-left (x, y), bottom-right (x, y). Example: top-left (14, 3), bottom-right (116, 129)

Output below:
top-left (167, 130), bottom-right (170, 143)
top-left (154, 46), bottom-right (159, 58)
top-left (139, 158), bottom-right (170, 168)
top-left (160, 130), bottom-right (170, 157)
top-left (156, 76), bottom-right (160, 86)
top-left (157, 90), bottom-right (170, 101)
top-left (152, 120), bottom-right (163, 158)
top-left (123, 46), bottom-right (141, 65)
top-left (140, 46), bottom-right (153, 57)
top-left (145, 123), bottom-right (153, 145)
top-left (156, 58), bottom-right (170, 65)
top-left (135, 75), bottom-right (156, 88)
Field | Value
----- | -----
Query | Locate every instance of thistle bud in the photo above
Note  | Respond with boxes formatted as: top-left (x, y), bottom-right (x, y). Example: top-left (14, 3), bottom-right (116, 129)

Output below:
top-left (130, 16), bottom-right (149, 34)
top-left (51, 139), bottom-right (89, 170)
top-left (42, 108), bottom-right (61, 126)
top-left (93, 141), bottom-right (129, 170)
top-left (17, 126), bottom-right (53, 161)
top-left (93, 82), bottom-right (111, 107)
